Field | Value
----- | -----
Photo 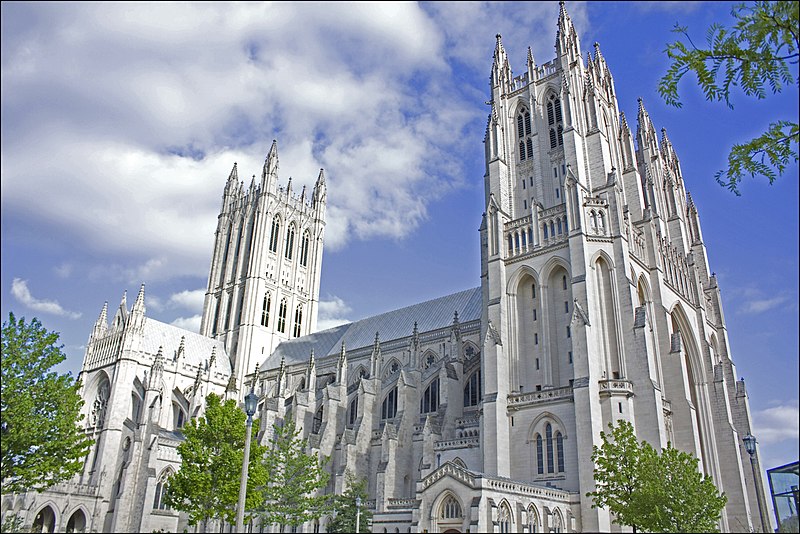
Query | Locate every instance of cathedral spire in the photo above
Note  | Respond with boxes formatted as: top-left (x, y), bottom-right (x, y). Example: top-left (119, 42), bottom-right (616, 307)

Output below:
top-left (227, 162), bottom-right (238, 186)
top-left (132, 283), bottom-right (145, 314)
top-left (274, 355), bottom-right (285, 397)
top-left (556, 0), bottom-right (581, 61)
top-left (593, 42), bottom-right (605, 67)
top-left (223, 163), bottom-right (240, 213)
top-left (313, 168), bottom-right (327, 208)
top-left (261, 139), bottom-right (279, 192)
top-left (370, 332), bottom-right (382, 377)
top-left (636, 97), bottom-right (658, 153)
top-left (527, 46), bottom-right (537, 81)
top-left (661, 127), bottom-right (679, 165)
top-left (112, 289), bottom-right (129, 330)
top-left (336, 341), bottom-right (348, 384)
top-left (93, 301), bottom-right (108, 339)
top-left (491, 34), bottom-right (512, 92)
top-left (129, 283), bottom-right (146, 331)
top-left (148, 346), bottom-right (165, 392)
top-left (306, 349), bottom-right (316, 387)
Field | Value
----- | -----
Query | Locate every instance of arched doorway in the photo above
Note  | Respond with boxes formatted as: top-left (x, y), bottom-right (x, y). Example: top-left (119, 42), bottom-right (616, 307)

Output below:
top-left (32, 506), bottom-right (56, 533)
top-left (66, 509), bottom-right (87, 533)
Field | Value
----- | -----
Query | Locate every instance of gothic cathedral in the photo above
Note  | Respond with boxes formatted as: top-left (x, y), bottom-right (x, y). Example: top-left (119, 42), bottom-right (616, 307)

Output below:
top-left (2, 3), bottom-right (768, 533)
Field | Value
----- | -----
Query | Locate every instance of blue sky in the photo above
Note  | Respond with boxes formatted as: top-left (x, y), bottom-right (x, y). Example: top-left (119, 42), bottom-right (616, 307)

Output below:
top-left (2, 1), bottom-right (797, 475)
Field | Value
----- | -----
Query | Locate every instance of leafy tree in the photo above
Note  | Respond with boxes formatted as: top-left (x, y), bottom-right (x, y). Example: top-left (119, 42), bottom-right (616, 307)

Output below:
top-left (659, 1), bottom-right (799, 194)
top-left (327, 470), bottom-right (373, 534)
top-left (0, 513), bottom-right (28, 533)
top-left (587, 420), bottom-right (727, 533)
top-left (586, 420), bottom-right (653, 532)
top-left (1, 312), bottom-right (94, 494)
top-left (165, 393), bottom-right (269, 531)
top-left (639, 444), bottom-right (728, 533)
top-left (259, 418), bottom-right (330, 532)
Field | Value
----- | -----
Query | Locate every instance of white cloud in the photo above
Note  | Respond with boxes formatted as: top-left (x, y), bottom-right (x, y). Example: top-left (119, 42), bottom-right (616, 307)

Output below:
top-left (1, 1), bottom-right (485, 274)
top-left (10, 278), bottom-right (82, 319)
top-left (753, 403), bottom-right (800, 444)
top-left (168, 289), bottom-right (206, 313)
top-left (741, 295), bottom-right (790, 315)
top-left (171, 315), bottom-right (202, 333)
top-left (316, 295), bottom-right (353, 331)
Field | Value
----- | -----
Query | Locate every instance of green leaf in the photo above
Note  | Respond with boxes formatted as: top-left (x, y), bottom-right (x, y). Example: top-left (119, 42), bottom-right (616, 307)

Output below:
top-left (1, 312), bottom-right (95, 493)
top-left (658, 1), bottom-right (799, 192)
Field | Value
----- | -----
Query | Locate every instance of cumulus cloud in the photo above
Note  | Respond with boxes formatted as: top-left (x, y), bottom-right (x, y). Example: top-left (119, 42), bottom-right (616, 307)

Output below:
top-left (168, 289), bottom-right (206, 312)
top-left (753, 402), bottom-right (800, 444)
top-left (0, 2), bottom-right (476, 278)
top-left (171, 315), bottom-right (202, 333)
top-left (2, 2), bottom-right (582, 285)
top-left (317, 295), bottom-right (353, 331)
top-left (10, 278), bottom-right (82, 319)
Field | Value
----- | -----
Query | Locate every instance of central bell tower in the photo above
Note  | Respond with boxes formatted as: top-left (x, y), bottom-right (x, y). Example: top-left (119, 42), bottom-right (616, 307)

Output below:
top-left (199, 141), bottom-right (327, 393)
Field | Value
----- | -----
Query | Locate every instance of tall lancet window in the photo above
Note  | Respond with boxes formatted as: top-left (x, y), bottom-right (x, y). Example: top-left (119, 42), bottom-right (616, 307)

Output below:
top-left (293, 305), bottom-right (303, 337)
top-left (517, 107), bottom-right (533, 161)
top-left (546, 423), bottom-right (555, 473)
top-left (285, 224), bottom-right (295, 260)
top-left (261, 293), bottom-right (271, 327)
top-left (547, 95), bottom-right (564, 149)
top-left (300, 230), bottom-right (310, 267)
top-left (277, 298), bottom-right (287, 333)
top-left (269, 216), bottom-right (281, 253)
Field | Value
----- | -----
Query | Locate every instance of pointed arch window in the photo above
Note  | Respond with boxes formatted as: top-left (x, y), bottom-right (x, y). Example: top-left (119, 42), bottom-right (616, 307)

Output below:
top-left (92, 379), bottom-right (110, 429)
top-left (546, 423), bottom-right (555, 473)
top-left (285, 224), bottom-right (295, 260)
top-left (348, 396), bottom-right (359, 426)
top-left (556, 431), bottom-right (565, 472)
top-left (420, 378), bottom-right (439, 413)
top-left (277, 298), bottom-right (287, 333)
top-left (269, 216), bottom-right (281, 253)
top-left (463, 370), bottom-right (482, 407)
top-left (498, 504), bottom-right (512, 533)
top-left (536, 434), bottom-right (544, 474)
top-left (293, 305), bottom-right (303, 337)
top-left (547, 95), bottom-right (564, 148)
top-left (261, 293), bottom-right (271, 327)
top-left (440, 495), bottom-right (462, 519)
top-left (381, 387), bottom-right (398, 420)
top-left (153, 469), bottom-right (173, 510)
top-left (528, 507), bottom-right (539, 533)
top-left (312, 406), bottom-right (323, 434)
top-left (300, 230), bottom-right (310, 267)
top-left (173, 402), bottom-right (187, 429)
top-left (517, 107), bottom-right (534, 161)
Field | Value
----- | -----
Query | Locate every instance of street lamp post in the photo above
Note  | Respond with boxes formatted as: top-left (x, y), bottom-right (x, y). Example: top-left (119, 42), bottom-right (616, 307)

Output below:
top-left (743, 433), bottom-right (767, 533)
top-left (355, 496), bottom-right (362, 533)
top-left (235, 389), bottom-right (259, 533)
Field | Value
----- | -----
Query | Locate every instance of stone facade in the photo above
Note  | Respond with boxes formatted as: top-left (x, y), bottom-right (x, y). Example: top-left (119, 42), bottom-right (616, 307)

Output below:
top-left (2, 3), bottom-right (769, 533)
